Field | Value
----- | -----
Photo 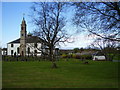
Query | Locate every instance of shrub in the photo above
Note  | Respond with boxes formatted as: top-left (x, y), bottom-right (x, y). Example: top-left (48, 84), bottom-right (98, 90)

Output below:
top-left (72, 54), bottom-right (92, 60)
top-left (72, 54), bottom-right (76, 58)
top-left (75, 54), bottom-right (81, 59)
top-left (80, 55), bottom-right (92, 60)
top-left (61, 53), bottom-right (92, 60)
top-left (61, 54), bottom-right (67, 58)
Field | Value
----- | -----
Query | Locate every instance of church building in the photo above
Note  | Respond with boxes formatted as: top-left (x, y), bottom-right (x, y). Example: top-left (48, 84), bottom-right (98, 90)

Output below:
top-left (7, 17), bottom-right (45, 56)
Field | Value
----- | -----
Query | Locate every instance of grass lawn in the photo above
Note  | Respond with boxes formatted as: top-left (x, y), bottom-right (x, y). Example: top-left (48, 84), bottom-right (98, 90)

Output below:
top-left (2, 60), bottom-right (119, 88)
top-left (0, 61), bottom-right (2, 89)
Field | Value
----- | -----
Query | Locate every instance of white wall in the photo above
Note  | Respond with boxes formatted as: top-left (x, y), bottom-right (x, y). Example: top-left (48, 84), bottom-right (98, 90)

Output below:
top-left (2, 50), bottom-right (7, 55)
top-left (26, 43), bottom-right (42, 56)
top-left (7, 43), bottom-right (20, 55)
top-left (7, 43), bottom-right (42, 56)
top-left (93, 56), bottom-right (106, 61)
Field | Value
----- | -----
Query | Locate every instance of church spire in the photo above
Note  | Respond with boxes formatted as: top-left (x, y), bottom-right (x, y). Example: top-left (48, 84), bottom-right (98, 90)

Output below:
top-left (22, 13), bottom-right (26, 25)
top-left (20, 14), bottom-right (27, 56)
top-left (23, 13), bottom-right (25, 19)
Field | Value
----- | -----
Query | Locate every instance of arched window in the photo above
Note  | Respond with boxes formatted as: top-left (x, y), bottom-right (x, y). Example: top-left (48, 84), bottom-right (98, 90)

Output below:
top-left (21, 27), bottom-right (23, 30)
top-left (28, 47), bottom-right (30, 54)
top-left (11, 44), bottom-right (13, 47)
top-left (11, 50), bottom-right (13, 55)
top-left (21, 34), bottom-right (24, 36)
top-left (17, 47), bottom-right (19, 54)
top-left (34, 50), bottom-right (37, 56)
top-left (22, 51), bottom-right (24, 56)
top-left (34, 43), bottom-right (37, 48)
top-left (34, 50), bottom-right (37, 53)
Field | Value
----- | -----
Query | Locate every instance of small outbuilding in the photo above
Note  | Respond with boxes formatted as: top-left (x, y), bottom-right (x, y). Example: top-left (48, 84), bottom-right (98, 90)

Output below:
top-left (2, 48), bottom-right (7, 55)
top-left (92, 51), bottom-right (106, 61)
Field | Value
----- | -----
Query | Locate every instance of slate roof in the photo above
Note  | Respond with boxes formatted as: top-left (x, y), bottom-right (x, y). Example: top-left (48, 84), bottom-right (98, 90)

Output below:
top-left (2, 48), bottom-right (7, 51)
top-left (8, 35), bottom-right (44, 44)
top-left (8, 38), bottom-right (20, 44)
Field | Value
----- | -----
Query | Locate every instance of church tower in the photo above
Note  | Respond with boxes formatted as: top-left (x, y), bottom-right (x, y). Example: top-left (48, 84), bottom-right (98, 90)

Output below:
top-left (20, 17), bottom-right (27, 56)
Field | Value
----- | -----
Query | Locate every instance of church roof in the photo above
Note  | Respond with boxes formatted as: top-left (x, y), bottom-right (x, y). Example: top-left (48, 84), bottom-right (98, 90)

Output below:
top-left (8, 38), bottom-right (20, 43)
top-left (8, 35), bottom-right (44, 44)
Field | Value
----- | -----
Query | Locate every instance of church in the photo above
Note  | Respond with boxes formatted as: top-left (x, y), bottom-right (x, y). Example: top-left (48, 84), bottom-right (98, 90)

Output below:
top-left (7, 17), bottom-right (46, 56)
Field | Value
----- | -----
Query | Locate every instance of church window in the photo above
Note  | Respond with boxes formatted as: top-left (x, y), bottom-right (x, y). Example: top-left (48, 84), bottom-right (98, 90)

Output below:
top-left (28, 47), bottom-right (30, 54)
top-left (34, 43), bottom-right (37, 48)
top-left (17, 47), bottom-right (19, 54)
top-left (22, 51), bottom-right (24, 56)
top-left (34, 50), bottom-right (37, 53)
top-left (11, 50), bottom-right (13, 55)
top-left (21, 34), bottom-right (24, 36)
top-left (11, 44), bottom-right (13, 47)
top-left (21, 27), bottom-right (23, 30)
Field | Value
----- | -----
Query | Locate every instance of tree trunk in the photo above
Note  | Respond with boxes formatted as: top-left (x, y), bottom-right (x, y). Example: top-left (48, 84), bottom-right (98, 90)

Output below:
top-left (49, 47), bottom-right (53, 61)
top-left (52, 61), bottom-right (57, 68)
top-left (49, 47), bottom-right (57, 68)
top-left (105, 55), bottom-right (109, 61)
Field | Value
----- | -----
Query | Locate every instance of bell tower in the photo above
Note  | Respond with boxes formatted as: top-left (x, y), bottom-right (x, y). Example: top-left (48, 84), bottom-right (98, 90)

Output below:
top-left (20, 17), bottom-right (27, 56)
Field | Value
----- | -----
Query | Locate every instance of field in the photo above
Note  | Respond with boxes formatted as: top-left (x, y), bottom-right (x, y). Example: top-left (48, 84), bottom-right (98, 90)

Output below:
top-left (2, 59), bottom-right (119, 88)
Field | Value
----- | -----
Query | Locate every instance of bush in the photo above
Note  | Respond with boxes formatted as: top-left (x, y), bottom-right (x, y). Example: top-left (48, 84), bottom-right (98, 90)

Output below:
top-left (61, 53), bottom-right (92, 60)
top-left (73, 54), bottom-right (92, 60)
top-left (75, 54), bottom-right (81, 59)
top-left (61, 54), bottom-right (67, 58)
top-left (80, 55), bottom-right (92, 60)
top-left (72, 54), bottom-right (76, 58)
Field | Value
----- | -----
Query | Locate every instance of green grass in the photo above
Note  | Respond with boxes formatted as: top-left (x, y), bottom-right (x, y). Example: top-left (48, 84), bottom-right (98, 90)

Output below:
top-left (0, 61), bottom-right (2, 89)
top-left (2, 60), bottom-right (119, 88)
top-left (114, 54), bottom-right (120, 60)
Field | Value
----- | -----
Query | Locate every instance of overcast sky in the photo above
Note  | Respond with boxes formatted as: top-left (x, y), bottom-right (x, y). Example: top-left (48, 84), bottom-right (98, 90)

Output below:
top-left (1, 2), bottom-right (95, 49)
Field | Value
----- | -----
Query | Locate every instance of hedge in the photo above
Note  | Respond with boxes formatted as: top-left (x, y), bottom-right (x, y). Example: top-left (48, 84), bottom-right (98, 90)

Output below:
top-left (61, 54), bottom-right (92, 60)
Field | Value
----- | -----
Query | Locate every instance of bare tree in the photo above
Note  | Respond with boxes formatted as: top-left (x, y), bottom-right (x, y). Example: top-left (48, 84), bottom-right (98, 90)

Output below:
top-left (91, 38), bottom-right (118, 61)
top-left (30, 2), bottom-right (69, 68)
top-left (73, 2), bottom-right (120, 42)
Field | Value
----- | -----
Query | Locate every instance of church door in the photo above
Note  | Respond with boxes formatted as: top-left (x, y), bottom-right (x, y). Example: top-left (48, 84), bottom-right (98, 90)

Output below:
top-left (22, 51), bottom-right (24, 56)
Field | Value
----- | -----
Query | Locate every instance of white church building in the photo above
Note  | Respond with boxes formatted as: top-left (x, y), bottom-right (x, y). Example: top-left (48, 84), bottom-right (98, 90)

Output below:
top-left (7, 17), bottom-right (46, 56)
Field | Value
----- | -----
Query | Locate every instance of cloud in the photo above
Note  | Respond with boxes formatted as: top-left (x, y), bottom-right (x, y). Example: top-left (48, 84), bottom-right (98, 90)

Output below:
top-left (59, 34), bottom-right (95, 49)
